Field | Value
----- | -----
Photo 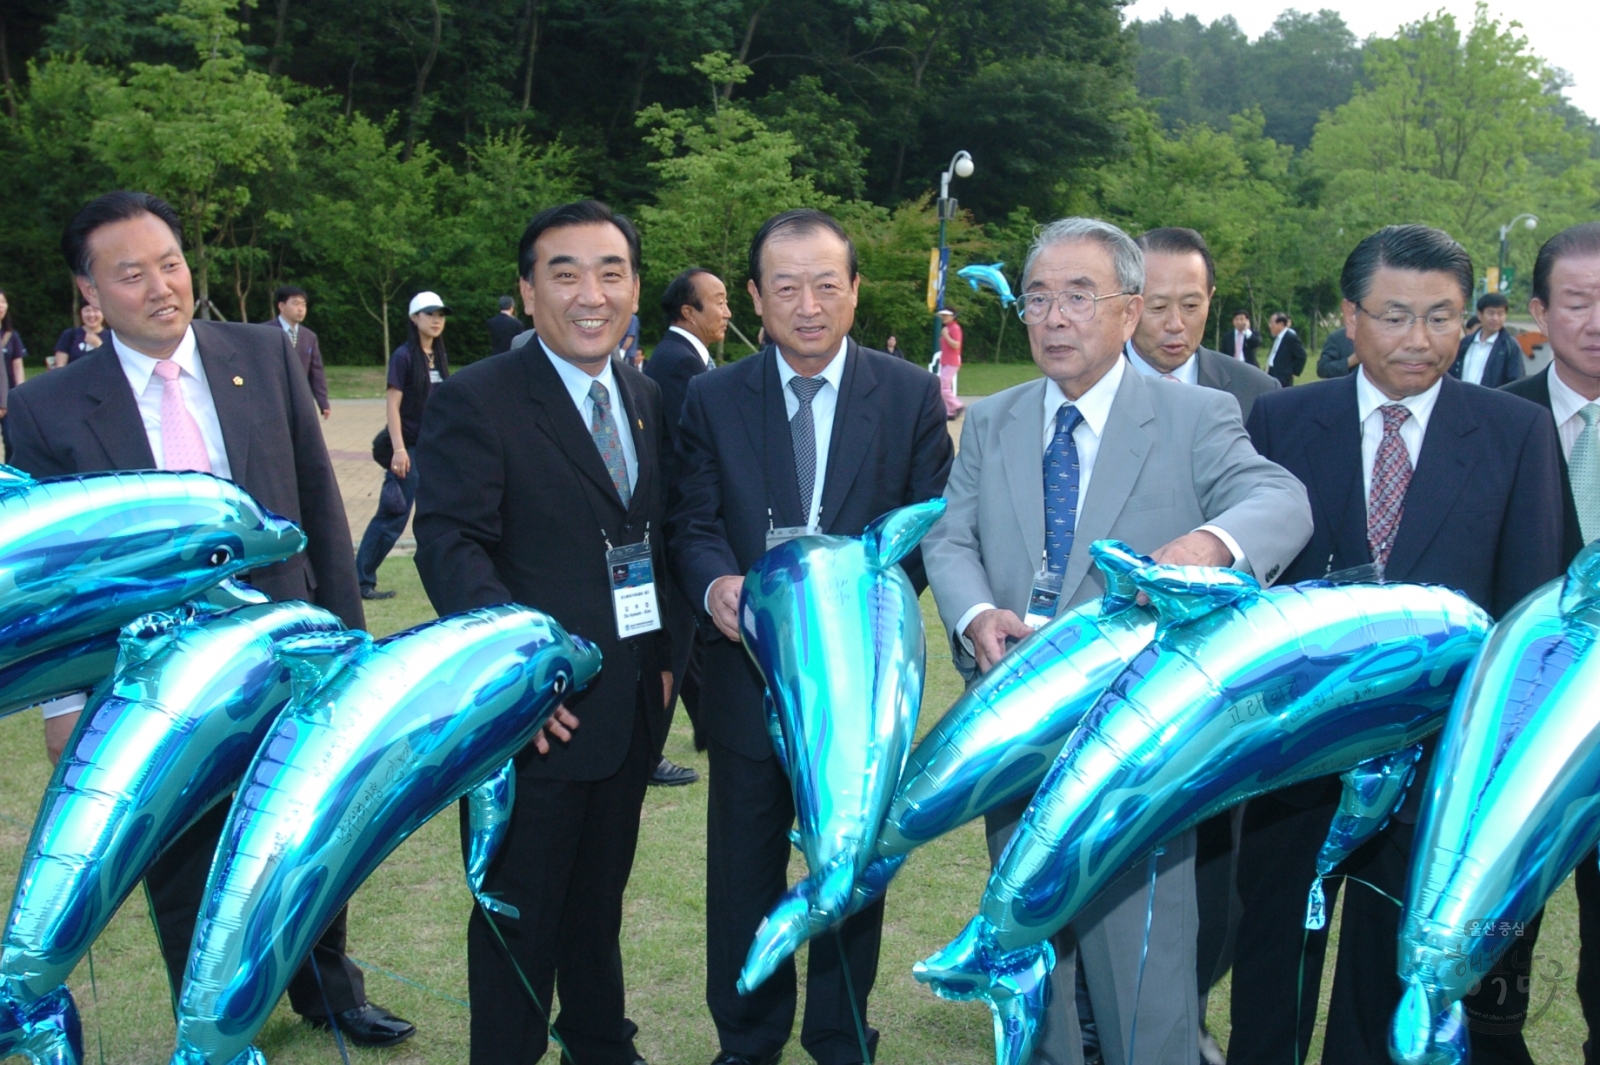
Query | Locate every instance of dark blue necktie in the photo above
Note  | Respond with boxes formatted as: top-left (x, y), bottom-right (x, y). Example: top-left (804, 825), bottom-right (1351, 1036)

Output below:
top-left (1044, 403), bottom-right (1084, 575)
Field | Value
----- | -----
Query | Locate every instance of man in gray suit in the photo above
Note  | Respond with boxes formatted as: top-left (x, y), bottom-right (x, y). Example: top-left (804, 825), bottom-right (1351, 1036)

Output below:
top-left (922, 217), bottom-right (1312, 1065)
top-left (1126, 227), bottom-right (1278, 421)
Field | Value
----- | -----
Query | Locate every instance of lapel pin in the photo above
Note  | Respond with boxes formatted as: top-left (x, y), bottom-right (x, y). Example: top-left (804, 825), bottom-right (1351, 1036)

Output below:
top-left (636, 418), bottom-right (643, 430)
top-left (232, 376), bottom-right (244, 386)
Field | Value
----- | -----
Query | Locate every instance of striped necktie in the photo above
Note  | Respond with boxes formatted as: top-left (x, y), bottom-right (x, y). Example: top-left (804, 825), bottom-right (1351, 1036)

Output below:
top-left (790, 375), bottom-right (826, 521)
top-left (1570, 404), bottom-right (1600, 542)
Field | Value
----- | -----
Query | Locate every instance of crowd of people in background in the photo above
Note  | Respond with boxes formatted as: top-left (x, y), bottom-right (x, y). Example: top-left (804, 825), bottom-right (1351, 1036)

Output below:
top-left (7, 186), bottom-right (1600, 1065)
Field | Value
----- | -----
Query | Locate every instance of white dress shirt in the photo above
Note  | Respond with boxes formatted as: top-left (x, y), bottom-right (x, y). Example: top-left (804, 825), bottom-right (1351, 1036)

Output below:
top-left (540, 340), bottom-right (638, 496)
top-left (669, 324), bottom-right (713, 367)
top-left (1546, 363), bottom-right (1596, 460)
top-left (775, 341), bottom-right (848, 529)
top-left (1267, 328), bottom-right (1295, 370)
top-left (1233, 328), bottom-right (1252, 361)
top-left (1356, 366), bottom-right (1440, 506)
top-left (112, 327), bottom-right (232, 479)
top-left (277, 315), bottom-right (299, 344)
top-left (1125, 340), bottom-right (1198, 385)
top-left (1460, 330), bottom-right (1498, 385)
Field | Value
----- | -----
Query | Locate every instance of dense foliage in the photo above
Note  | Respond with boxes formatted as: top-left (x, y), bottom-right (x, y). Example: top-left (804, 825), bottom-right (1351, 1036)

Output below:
top-left (0, 0), bottom-right (1596, 364)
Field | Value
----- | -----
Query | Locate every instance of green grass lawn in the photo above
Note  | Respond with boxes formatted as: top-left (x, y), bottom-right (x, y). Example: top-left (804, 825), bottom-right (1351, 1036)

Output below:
top-left (3, 557), bottom-right (1586, 1062)
top-left (324, 365), bottom-right (391, 400)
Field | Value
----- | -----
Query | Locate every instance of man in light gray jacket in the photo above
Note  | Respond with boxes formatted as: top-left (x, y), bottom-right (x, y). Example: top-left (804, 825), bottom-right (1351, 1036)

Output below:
top-left (922, 217), bottom-right (1312, 1065)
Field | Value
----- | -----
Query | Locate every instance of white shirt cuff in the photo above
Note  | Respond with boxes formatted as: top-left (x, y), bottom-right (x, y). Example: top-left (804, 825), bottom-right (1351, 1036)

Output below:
top-left (40, 692), bottom-right (88, 720)
top-left (954, 602), bottom-right (998, 655)
top-left (1197, 525), bottom-right (1247, 573)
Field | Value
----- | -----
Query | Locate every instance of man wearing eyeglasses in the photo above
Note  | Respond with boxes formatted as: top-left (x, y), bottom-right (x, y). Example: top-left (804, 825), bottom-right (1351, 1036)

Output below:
top-left (922, 217), bottom-right (1311, 1065)
top-left (1231, 225), bottom-right (1563, 1065)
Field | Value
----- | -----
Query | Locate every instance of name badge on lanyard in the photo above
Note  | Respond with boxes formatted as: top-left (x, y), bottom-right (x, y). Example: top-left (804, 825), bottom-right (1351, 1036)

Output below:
top-left (1024, 552), bottom-right (1065, 630)
top-left (765, 509), bottom-right (818, 553)
top-left (607, 530), bottom-right (662, 640)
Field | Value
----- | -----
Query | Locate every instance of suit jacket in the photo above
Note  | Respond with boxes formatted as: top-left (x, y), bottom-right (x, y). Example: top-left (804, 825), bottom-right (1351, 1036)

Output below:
top-left (1223, 328), bottom-right (1262, 368)
top-left (644, 327), bottom-right (712, 466)
top-left (263, 321), bottom-right (330, 412)
top-left (923, 362), bottom-right (1313, 673)
top-left (7, 320), bottom-right (363, 629)
top-left (668, 341), bottom-right (954, 759)
top-left (1193, 345), bottom-right (1280, 421)
top-left (1265, 329), bottom-right (1307, 387)
top-left (1317, 327), bottom-right (1355, 379)
top-left (412, 342), bottom-right (673, 780)
top-left (486, 313), bottom-right (524, 356)
top-left (1502, 368), bottom-right (1584, 565)
top-left (1453, 329), bottom-right (1525, 388)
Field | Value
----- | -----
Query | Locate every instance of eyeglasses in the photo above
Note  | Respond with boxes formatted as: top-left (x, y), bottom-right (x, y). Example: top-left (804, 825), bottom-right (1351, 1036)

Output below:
top-left (1354, 302), bottom-right (1461, 337)
top-left (1016, 289), bottom-right (1137, 325)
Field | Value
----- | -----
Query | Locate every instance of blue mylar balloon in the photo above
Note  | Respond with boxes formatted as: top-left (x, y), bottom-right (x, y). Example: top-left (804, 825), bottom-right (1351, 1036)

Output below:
top-left (0, 465), bottom-right (305, 719)
top-left (1303, 743), bottom-right (1424, 930)
top-left (0, 599), bottom-right (344, 1064)
top-left (957, 264), bottom-right (1018, 307)
top-left (1392, 543), bottom-right (1600, 1065)
top-left (915, 541), bottom-right (1492, 1065)
top-left (737, 500), bottom-right (944, 995)
top-left (170, 605), bottom-right (602, 1065)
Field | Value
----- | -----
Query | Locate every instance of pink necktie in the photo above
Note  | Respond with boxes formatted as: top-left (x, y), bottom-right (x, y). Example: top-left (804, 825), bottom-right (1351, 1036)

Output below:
top-left (152, 359), bottom-right (213, 473)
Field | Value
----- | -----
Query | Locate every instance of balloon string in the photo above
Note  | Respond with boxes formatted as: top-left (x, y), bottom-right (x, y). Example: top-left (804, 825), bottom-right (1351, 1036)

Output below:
top-left (476, 898), bottom-right (575, 1064)
top-left (348, 957), bottom-right (471, 1009)
top-left (85, 945), bottom-right (107, 1065)
top-left (834, 929), bottom-right (873, 1064)
top-left (309, 954), bottom-right (353, 1065)
top-left (1291, 872), bottom-right (1407, 1065)
top-left (140, 882), bottom-right (181, 1023)
top-left (1126, 846), bottom-right (1161, 1065)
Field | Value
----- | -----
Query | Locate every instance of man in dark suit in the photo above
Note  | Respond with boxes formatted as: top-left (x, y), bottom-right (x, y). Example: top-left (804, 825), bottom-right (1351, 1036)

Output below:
top-left (644, 266), bottom-right (733, 783)
top-left (1454, 291), bottom-right (1525, 387)
top-left (1232, 224), bottom-right (1564, 1065)
top-left (8, 190), bottom-right (411, 1048)
top-left (1223, 309), bottom-right (1261, 367)
top-left (1317, 325), bottom-right (1356, 378)
top-left (1505, 220), bottom-right (1600, 1062)
top-left (486, 294), bottom-right (524, 355)
top-left (273, 284), bottom-right (331, 418)
top-left (413, 199), bottom-right (674, 1065)
top-left (1263, 311), bottom-right (1307, 386)
top-left (669, 209), bottom-right (953, 1065)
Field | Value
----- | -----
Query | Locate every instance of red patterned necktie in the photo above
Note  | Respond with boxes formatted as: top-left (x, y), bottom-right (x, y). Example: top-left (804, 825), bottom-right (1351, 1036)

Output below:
top-left (1367, 403), bottom-right (1412, 567)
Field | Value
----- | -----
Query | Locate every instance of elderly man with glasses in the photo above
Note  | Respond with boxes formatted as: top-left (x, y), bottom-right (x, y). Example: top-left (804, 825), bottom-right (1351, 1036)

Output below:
top-left (921, 217), bottom-right (1311, 1065)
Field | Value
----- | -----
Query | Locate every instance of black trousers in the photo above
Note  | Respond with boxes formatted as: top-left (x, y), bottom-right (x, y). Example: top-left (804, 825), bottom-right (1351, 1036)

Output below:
top-left (1230, 786), bottom-right (1538, 1065)
top-left (705, 737), bottom-right (882, 1065)
top-left (144, 800), bottom-right (366, 1017)
top-left (1194, 807), bottom-right (1243, 995)
top-left (462, 699), bottom-right (654, 1065)
top-left (673, 625), bottom-right (709, 752)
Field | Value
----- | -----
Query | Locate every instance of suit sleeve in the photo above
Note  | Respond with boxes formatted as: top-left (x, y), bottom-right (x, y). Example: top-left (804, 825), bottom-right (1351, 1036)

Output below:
top-left (921, 405), bottom-right (994, 670)
top-left (667, 376), bottom-right (740, 615)
top-left (1492, 411), bottom-right (1563, 616)
top-left (1317, 334), bottom-right (1351, 379)
top-left (1194, 391), bottom-right (1311, 584)
top-left (1499, 337), bottom-right (1525, 386)
top-left (6, 389), bottom-right (68, 477)
top-left (308, 334), bottom-right (330, 411)
top-left (277, 330), bottom-right (365, 630)
top-left (899, 367), bottom-right (955, 594)
top-left (412, 380), bottom-right (516, 616)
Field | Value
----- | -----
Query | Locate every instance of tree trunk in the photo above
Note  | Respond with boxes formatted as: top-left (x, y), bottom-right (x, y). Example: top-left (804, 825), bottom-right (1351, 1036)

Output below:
top-left (0, 16), bottom-right (18, 121)
top-left (403, 0), bottom-right (443, 161)
top-left (267, 0), bottom-right (291, 77)
top-left (344, 39), bottom-right (362, 119)
top-left (380, 294), bottom-right (391, 361)
top-left (721, 4), bottom-right (766, 101)
top-left (520, 0), bottom-right (539, 111)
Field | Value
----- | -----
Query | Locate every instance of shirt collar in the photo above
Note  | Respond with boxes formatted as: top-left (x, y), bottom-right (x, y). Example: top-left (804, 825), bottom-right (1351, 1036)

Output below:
top-left (112, 326), bottom-right (200, 395)
top-left (1124, 340), bottom-right (1196, 384)
top-left (775, 339), bottom-right (848, 393)
top-left (540, 338), bottom-right (619, 412)
top-left (669, 324), bottom-right (711, 365)
top-left (1045, 352), bottom-right (1125, 438)
top-left (1355, 365), bottom-right (1442, 428)
top-left (1474, 330), bottom-right (1500, 346)
top-left (278, 316), bottom-right (297, 333)
top-left (1547, 362), bottom-right (1596, 429)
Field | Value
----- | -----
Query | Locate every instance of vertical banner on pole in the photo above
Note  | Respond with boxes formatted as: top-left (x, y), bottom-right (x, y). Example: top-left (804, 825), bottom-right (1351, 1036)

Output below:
top-left (927, 248), bottom-right (945, 313)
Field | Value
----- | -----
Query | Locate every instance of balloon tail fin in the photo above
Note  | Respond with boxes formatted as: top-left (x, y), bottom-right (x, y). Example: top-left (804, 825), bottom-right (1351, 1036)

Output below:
top-left (1090, 540), bottom-right (1153, 615)
top-left (913, 919), bottom-right (1052, 1065)
top-left (740, 855), bottom-right (884, 994)
top-left (1390, 978), bottom-right (1467, 1065)
top-left (1562, 541), bottom-right (1600, 617)
top-left (0, 985), bottom-right (85, 1065)
top-left (1304, 877), bottom-right (1328, 931)
top-left (1313, 745), bottom-right (1422, 892)
top-left (466, 759), bottom-right (520, 918)
top-left (862, 499), bottom-right (948, 571)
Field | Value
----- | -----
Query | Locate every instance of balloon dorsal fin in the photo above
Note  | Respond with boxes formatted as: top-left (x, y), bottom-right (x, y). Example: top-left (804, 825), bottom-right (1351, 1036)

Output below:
top-left (863, 499), bottom-right (947, 571)
top-left (0, 465), bottom-right (36, 493)
top-left (1560, 541), bottom-right (1600, 618)
top-left (275, 631), bottom-right (372, 704)
top-left (115, 605), bottom-right (199, 671)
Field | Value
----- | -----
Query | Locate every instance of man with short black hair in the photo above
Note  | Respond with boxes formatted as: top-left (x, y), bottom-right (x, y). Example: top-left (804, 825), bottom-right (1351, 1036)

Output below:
top-left (1234, 224), bottom-right (1563, 1065)
top-left (273, 284), bottom-right (330, 418)
top-left (1263, 312), bottom-right (1307, 387)
top-left (486, 294), bottom-right (524, 355)
top-left (1454, 291), bottom-right (1524, 386)
top-left (1223, 309), bottom-right (1261, 367)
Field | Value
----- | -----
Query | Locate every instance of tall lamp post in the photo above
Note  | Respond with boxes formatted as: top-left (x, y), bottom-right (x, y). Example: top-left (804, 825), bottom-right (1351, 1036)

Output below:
top-left (932, 150), bottom-right (975, 360)
top-left (1496, 213), bottom-right (1538, 294)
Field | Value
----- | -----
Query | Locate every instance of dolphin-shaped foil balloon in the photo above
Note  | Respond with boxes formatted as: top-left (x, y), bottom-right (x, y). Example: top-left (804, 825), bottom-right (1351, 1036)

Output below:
top-left (1391, 543), bottom-right (1600, 1065)
top-left (0, 465), bottom-right (306, 718)
top-left (736, 500), bottom-right (944, 996)
top-left (0, 599), bottom-right (344, 1064)
top-left (740, 548), bottom-right (1158, 992)
top-left (915, 541), bottom-right (1491, 1065)
top-left (170, 605), bottom-right (602, 1065)
top-left (957, 264), bottom-right (1017, 307)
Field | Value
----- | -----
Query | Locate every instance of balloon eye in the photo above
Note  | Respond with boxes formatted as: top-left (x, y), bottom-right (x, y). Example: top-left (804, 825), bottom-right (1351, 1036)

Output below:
top-left (553, 673), bottom-right (569, 696)
top-left (208, 547), bottom-right (233, 567)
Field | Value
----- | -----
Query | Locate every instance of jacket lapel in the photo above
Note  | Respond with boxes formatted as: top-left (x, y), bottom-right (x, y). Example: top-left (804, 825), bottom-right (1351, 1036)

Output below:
top-left (523, 345), bottom-right (630, 515)
top-left (999, 379), bottom-right (1048, 579)
top-left (1304, 374), bottom-right (1369, 569)
top-left (819, 340), bottom-right (880, 532)
top-left (1385, 376), bottom-right (1477, 580)
top-left (613, 359), bottom-right (654, 524)
top-left (1065, 369), bottom-right (1153, 603)
top-left (1194, 349), bottom-right (1224, 390)
top-left (193, 322), bottom-right (251, 486)
top-left (82, 347), bottom-right (157, 470)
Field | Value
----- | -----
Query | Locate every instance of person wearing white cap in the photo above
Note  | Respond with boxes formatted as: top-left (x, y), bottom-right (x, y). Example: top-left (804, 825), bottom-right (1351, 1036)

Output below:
top-left (356, 290), bottom-right (451, 599)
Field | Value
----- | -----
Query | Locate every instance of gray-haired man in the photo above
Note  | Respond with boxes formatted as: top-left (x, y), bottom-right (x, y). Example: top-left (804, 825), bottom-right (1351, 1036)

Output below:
top-left (922, 217), bottom-right (1312, 1065)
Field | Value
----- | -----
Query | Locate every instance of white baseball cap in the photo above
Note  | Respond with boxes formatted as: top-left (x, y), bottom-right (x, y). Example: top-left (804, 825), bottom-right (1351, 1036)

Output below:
top-left (408, 291), bottom-right (452, 316)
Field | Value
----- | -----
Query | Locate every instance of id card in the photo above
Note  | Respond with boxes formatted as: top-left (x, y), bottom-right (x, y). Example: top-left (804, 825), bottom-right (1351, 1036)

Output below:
top-left (607, 540), bottom-right (661, 639)
top-left (766, 525), bottom-right (816, 552)
top-left (1023, 568), bottom-right (1065, 629)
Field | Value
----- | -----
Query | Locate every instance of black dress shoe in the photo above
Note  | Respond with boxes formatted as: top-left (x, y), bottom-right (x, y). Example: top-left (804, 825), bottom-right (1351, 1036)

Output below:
top-left (305, 1001), bottom-right (416, 1048)
top-left (710, 1053), bottom-right (782, 1065)
top-left (361, 587), bottom-right (397, 601)
top-left (650, 755), bottom-right (700, 786)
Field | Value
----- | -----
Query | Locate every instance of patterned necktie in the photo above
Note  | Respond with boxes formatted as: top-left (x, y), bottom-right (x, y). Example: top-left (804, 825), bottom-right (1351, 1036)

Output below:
top-left (1570, 404), bottom-right (1600, 542)
top-left (588, 380), bottom-right (631, 506)
top-left (151, 359), bottom-right (212, 473)
top-left (1367, 403), bottom-right (1413, 567)
top-left (1044, 403), bottom-right (1085, 575)
top-left (789, 375), bottom-right (827, 522)
top-left (288, 323), bottom-right (300, 349)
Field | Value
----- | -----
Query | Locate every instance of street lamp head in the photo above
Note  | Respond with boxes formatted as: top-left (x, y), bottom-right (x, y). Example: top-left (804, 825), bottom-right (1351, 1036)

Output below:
top-left (954, 155), bottom-right (975, 179)
top-left (1524, 216), bottom-right (1539, 231)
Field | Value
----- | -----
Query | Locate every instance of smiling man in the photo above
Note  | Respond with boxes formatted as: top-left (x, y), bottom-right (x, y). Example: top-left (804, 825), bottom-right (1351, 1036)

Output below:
top-left (920, 216), bottom-right (1310, 1065)
top-left (1234, 224), bottom-right (1564, 1065)
top-left (413, 199), bottom-right (676, 1065)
